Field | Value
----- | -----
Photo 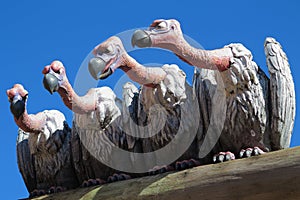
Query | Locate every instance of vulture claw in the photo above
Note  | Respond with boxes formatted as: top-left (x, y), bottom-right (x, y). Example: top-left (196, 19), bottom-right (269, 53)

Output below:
top-left (213, 152), bottom-right (235, 163)
top-left (239, 147), bottom-right (265, 158)
top-left (81, 178), bottom-right (105, 187)
top-left (48, 186), bottom-right (66, 194)
top-left (30, 189), bottom-right (46, 198)
top-left (175, 159), bottom-right (201, 170)
top-left (148, 165), bottom-right (174, 176)
top-left (107, 173), bottom-right (131, 183)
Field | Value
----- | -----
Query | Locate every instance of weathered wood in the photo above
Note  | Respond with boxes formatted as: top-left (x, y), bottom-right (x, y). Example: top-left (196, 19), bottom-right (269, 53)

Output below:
top-left (29, 146), bottom-right (300, 200)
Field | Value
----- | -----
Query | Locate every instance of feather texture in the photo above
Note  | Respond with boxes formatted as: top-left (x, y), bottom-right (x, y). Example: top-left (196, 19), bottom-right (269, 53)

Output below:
top-left (265, 37), bottom-right (295, 150)
top-left (17, 110), bottom-right (78, 193)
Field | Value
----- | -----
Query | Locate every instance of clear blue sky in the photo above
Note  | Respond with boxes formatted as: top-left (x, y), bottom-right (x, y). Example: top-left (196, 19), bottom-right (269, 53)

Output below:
top-left (1, 1), bottom-right (299, 199)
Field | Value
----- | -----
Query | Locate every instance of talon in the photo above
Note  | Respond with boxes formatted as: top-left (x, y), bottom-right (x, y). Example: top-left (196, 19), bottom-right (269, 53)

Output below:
top-left (88, 179), bottom-right (97, 186)
top-left (107, 175), bottom-right (117, 183)
top-left (117, 174), bottom-right (126, 181)
top-left (214, 152), bottom-right (235, 163)
top-left (148, 170), bottom-right (156, 176)
top-left (175, 161), bottom-right (181, 170)
top-left (81, 180), bottom-right (89, 187)
top-left (218, 154), bottom-right (225, 162)
top-left (213, 152), bottom-right (225, 163)
top-left (225, 151), bottom-right (235, 161)
top-left (148, 165), bottom-right (172, 176)
top-left (239, 149), bottom-right (246, 158)
top-left (253, 147), bottom-right (259, 156)
top-left (159, 167), bottom-right (167, 174)
top-left (120, 173), bottom-right (131, 180)
top-left (240, 147), bottom-right (265, 158)
top-left (38, 190), bottom-right (46, 196)
top-left (254, 146), bottom-right (265, 155)
top-left (81, 179), bottom-right (95, 187)
top-left (175, 159), bottom-right (199, 170)
top-left (56, 186), bottom-right (64, 193)
top-left (30, 190), bottom-right (39, 198)
top-left (189, 159), bottom-right (201, 167)
top-left (48, 186), bottom-right (56, 194)
top-left (245, 148), bottom-right (253, 157)
top-left (95, 178), bottom-right (106, 185)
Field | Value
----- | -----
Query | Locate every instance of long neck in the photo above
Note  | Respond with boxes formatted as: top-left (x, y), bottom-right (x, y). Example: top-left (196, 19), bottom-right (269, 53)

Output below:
top-left (171, 36), bottom-right (233, 71)
top-left (57, 80), bottom-right (96, 114)
top-left (120, 55), bottom-right (167, 86)
top-left (14, 109), bottom-right (46, 134)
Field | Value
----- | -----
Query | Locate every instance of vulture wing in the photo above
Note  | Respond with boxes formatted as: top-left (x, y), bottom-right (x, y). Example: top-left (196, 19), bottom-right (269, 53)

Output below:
top-left (265, 37), bottom-right (296, 150)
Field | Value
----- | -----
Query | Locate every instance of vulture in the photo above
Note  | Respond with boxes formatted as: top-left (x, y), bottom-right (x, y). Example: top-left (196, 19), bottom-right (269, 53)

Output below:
top-left (42, 61), bottom-right (134, 185)
top-left (43, 36), bottom-right (201, 180)
top-left (131, 19), bottom-right (295, 162)
top-left (88, 36), bottom-right (201, 172)
top-left (7, 84), bottom-right (78, 197)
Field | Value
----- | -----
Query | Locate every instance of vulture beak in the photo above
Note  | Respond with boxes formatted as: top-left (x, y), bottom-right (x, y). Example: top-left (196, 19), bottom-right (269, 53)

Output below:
top-left (10, 93), bottom-right (26, 120)
top-left (43, 73), bottom-right (59, 94)
top-left (131, 29), bottom-right (152, 48)
top-left (88, 57), bottom-right (113, 80)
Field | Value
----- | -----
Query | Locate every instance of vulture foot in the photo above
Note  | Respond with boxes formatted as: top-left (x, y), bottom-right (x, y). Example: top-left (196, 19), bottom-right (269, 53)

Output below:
top-left (81, 178), bottom-right (106, 187)
top-left (148, 165), bottom-right (174, 176)
top-left (213, 152), bottom-right (235, 163)
top-left (48, 186), bottom-right (66, 194)
top-left (175, 159), bottom-right (201, 171)
top-left (239, 147), bottom-right (265, 158)
top-left (30, 189), bottom-right (46, 198)
top-left (107, 173), bottom-right (131, 183)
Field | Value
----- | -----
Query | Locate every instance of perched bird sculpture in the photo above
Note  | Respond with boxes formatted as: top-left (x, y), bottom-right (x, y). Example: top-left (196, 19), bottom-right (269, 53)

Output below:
top-left (43, 36), bottom-right (201, 179)
top-left (7, 84), bottom-right (79, 197)
top-left (88, 36), bottom-right (201, 172)
top-left (131, 19), bottom-right (295, 162)
top-left (42, 61), bottom-right (135, 185)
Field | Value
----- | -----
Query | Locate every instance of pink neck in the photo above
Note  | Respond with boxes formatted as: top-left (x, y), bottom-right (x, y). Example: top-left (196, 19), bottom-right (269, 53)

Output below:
top-left (14, 110), bottom-right (46, 134)
top-left (58, 80), bottom-right (96, 114)
top-left (120, 55), bottom-right (167, 86)
top-left (171, 36), bottom-right (233, 71)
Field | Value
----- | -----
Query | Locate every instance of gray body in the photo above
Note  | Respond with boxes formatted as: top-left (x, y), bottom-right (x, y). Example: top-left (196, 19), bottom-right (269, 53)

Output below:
top-left (17, 110), bottom-right (79, 193)
top-left (194, 38), bottom-right (295, 158)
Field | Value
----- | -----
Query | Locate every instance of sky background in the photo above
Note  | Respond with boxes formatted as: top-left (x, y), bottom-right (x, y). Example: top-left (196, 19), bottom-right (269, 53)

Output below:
top-left (0, 0), bottom-right (299, 199)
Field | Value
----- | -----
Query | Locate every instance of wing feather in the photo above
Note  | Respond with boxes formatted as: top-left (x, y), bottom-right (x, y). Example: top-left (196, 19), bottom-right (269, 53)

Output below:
top-left (265, 37), bottom-right (296, 149)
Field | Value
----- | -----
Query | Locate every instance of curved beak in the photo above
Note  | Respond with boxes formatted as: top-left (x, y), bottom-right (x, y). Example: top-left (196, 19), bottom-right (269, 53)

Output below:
top-left (43, 73), bottom-right (59, 94)
top-left (10, 94), bottom-right (25, 120)
top-left (131, 29), bottom-right (152, 48)
top-left (88, 57), bottom-right (113, 80)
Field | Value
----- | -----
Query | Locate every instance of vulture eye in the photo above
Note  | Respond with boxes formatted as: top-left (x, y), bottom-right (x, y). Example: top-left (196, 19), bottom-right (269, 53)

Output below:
top-left (102, 45), bottom-right (113, 54)
top-left (156, 21), bottom-right (167, 30)
top-left (106, 45), bottom-right (113, 54)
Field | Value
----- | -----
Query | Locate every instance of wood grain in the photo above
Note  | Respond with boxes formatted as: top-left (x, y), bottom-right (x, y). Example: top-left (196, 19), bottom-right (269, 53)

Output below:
top-left (29, 146), bottom-right (300, 200)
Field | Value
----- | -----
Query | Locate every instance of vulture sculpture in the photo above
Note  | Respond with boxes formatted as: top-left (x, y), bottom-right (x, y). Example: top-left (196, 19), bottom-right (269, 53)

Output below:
top-left (8, 19), bottom-right (296, 196)
top-left (7, 84), bottom-right (78, 197)
top-left (43, 36), bottom-right (201, 178)
top-left (131, 19), bottom-right (296, 162)
top-left (42, 61), bottom-right (134, 185)
top-left (88, 36), bottom-right (201, 172)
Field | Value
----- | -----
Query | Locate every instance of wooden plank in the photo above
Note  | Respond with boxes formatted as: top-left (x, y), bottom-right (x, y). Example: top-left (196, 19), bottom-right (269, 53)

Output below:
top-left (30, 146), bottom-right (300, 200)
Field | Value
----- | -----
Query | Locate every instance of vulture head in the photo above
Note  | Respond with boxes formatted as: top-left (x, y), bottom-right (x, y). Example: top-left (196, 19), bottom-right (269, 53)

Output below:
top-left (88, 36), bottom-right (126, 80)
top-left (42, 61), bottom-right (67, 94)
top-left (7, 84), bottom-right (28, 119)
top-left (131, 19), bottom-right (183, 49)
top-left (88, 36), bottom-right (167, 85)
